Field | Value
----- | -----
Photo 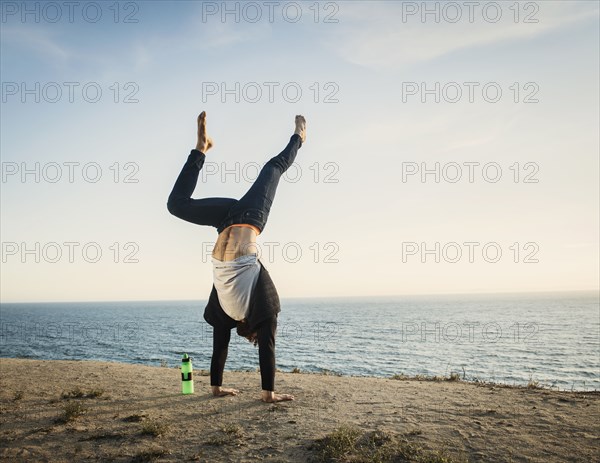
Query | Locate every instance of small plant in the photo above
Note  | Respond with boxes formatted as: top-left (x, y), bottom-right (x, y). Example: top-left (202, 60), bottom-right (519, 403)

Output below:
top-left (13, 391), bottom-right (24, 401)
top-left (61, 387), bottom-right (104, 399)
top-left (205, 423), bottom-right (244, 446)
top-left (89, 388), bottom-right (104, 398)
top-left (61, 387), bottom-right (85, 399)
top-left (526, 373), bottom-right (541, 389)
top-left (448, 372), bottom-right (460, 381)
top-left (292, 367), bottom-right (301, 373)
top-left (222, 423), bottom-right (243, 437)
top-left (527, 379), bottom-right (540, 389)
top-left (58, 402), bottom-right (87, 423)
top-left (205, 434), bottom-right (229, 446)
top-left (141, 419), bottom-right (169, 437)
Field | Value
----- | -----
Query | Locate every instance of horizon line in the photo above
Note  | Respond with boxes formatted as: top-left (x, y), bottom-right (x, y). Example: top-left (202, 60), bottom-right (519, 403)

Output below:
top-left (1, 288), bottom-right (598, 305)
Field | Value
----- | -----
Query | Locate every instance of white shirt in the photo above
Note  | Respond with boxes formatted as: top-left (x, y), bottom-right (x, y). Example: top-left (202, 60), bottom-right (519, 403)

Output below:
top-left (211, 253), bottom-right (261, 321)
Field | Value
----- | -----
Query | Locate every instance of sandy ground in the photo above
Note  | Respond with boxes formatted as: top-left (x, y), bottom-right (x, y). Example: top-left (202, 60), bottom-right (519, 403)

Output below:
top-left (0, 359), bottom-right (598, 462)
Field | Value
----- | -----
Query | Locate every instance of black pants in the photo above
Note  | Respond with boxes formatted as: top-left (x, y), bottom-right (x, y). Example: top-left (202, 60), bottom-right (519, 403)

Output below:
top-left (167, 134), bottom-right (302, 234)
top-left (210, 316), bottom-right (277, 391)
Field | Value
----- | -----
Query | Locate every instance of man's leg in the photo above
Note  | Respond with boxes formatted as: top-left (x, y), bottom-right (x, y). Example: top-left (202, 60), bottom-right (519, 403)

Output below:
top-left (210, 324), bottom-right (239, 397)
top-left (167, 112), bottom-right (237, 227)
top-left (167, 150), bottom-right (237, 227)
top-left (222, 116), bottom-right (306, 233)
top-left (257, 316), bottom-right (294, 402)
top-left (239, 134), bottom-right (302, 205)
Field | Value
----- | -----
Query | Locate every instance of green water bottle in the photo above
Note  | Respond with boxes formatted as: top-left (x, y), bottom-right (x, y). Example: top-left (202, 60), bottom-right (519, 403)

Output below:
top-left (181, 353), bottom-right (194, 394)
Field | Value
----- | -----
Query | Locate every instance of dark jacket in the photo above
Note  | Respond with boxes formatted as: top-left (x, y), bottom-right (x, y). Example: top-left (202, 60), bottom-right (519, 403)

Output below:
top-left (203, 260), bottom-right (280, 334)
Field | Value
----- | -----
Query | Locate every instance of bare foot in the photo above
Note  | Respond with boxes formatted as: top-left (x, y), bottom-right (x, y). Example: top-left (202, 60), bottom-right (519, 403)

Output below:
top-left (196, 111), bottom-right (213, 153)
top-left (261, 390), bottom-right (295, 403)
top-left (212, 386), bottom-right (239, 397)
top-left (294, 115), bottom-right (306, 143)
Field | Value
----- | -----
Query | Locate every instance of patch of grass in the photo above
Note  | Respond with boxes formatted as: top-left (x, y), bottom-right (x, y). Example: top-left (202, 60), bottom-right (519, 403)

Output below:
top-left (292, 367), bottom-right (301, 373)
top-left (222, 423), bottom-right (243, 437)
top-left (62, 387), bottom-right (85, 399)
top-left (448, 372), bottom-right (460, 381)
top-left (391, 373), bottom-right (461, 382)
top-left (89, 388), bottom-right (105, 398)
top-left (527, 379), bottom-right (541, 389)
top-left (320, 368), bottom-right (342, 376)
top-left (13, 390), bottom-right (24, 401)
top-left (312, 425), bottom-right (461, 463)
top-left (205, 432), bottom-right (231, 446)
top-left (131, 447), bottom-right (168, 462)
top-left (391, 373), bottom-right (435, 381)
top-left (205, 423), bottom-right (244, 446)
top-left (141, 419), bottom-right (169, 437)
top-left (56, 402), bottom-right (87, 423)
top-left (527, 374), bottom-right (541, 389)
top-left (391, 372), bottom-right (572, 391)
top-left (312, 425), bottom-right (362, 461)
top-left (61, 387), bottom-right (104, 399)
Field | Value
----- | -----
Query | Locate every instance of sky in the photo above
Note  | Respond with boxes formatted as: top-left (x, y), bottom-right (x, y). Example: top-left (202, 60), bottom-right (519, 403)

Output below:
top-left (1, 1), bottom-right (599, 302)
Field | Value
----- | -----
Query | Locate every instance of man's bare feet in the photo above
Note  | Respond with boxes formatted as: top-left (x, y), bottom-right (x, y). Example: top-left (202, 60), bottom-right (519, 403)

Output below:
top-left (212, 385), bottom-right (239, 397)
top-left (294, 115), bottom-right (306, 143)
top-left (261, 390), bottom-right (295, 403)
top-left (196, 111), bottom-right (213, 153)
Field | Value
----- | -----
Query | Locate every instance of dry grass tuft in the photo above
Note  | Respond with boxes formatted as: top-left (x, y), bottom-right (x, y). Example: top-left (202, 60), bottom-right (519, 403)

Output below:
top-left (312, 425), bottom-right (462, 463)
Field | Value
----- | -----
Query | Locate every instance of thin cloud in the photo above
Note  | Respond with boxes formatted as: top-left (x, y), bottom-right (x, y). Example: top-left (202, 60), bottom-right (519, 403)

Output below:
top-left (1, 10), bottom-right (270, 76)
top-left (0, 25), bottom-right (70, 64)
top-left (126, 13), bottom-right (272, 70)
top-left (329, 2), bottom-right (599, 69)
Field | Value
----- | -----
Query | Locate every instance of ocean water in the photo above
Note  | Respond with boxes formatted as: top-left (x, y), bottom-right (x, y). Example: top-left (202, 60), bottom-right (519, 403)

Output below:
top-left (1, 292), bottom-right (598, 391)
